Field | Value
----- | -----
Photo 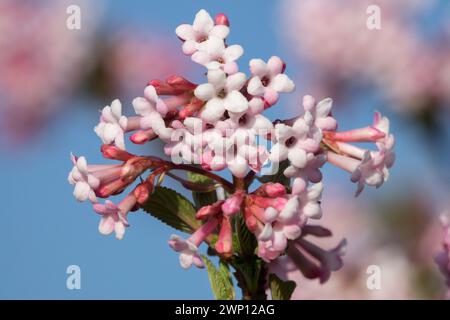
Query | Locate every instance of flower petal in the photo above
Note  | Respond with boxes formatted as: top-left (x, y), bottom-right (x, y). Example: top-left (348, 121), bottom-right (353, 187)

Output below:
top-left (224, 91), bottom-right (248, 113)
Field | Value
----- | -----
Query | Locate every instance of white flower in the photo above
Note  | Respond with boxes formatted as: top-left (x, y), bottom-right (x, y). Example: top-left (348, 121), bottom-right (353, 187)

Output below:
top-left (94, 99), bottom-right (128, 150)
top-left (350, 151), bottom-right (389, 197)
top-left (195, 69), bottom-right (248, 124)
top-left (192, 36), bottom-right (243, 74)
top-left (133, 85), bottom-right (173, 142)
top-left (168, 235), bottom-right (204, 269)
top-left (297, 182), bottom-right (323, 219)
top-left (176, 9), bottom-right (230, 55)
top-left (270, 117), bottom-right (320, 169)
top-left (164, 117), bottom-right (205, 164)
top-left (248, 56), bottom-right (295, 105)
top-left (68, 155), bottom-right (100, 203)
top-left (93, 200), bottom-right (128, 240)
top-left (373, 111), bottom-right (395, 168)
top-left (303, 95), bottom-right (337, 131)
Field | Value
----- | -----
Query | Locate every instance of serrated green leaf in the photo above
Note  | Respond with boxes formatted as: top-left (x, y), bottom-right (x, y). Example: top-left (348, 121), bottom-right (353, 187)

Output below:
top-left (235, 214), bottom-right (257, 259)
top-left (269, 273), bottom-right (296, 300)
top-left (142, 186), bottom-right (200, 233)
top-left (232, 257), bottom-right (262, 297)
top-left (219, 260), bottom-right (233, 285)
top-left (257, 160), bottom-right (290, 187)
top-left (203, 256), bottom-right (235, 300)
top-left (187, 172), bottom-right (218, 210)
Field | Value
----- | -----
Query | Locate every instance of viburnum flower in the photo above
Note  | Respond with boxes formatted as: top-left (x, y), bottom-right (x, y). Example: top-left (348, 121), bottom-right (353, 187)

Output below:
top-left (93, 193), bottom-right (138, 240)
top-left (169, 217), bottom-right (220, 269)
top-left (248, 56), bottom-right (295, 106)
top-left (68, 9), bottom-right (396, 300)
top-left (94, 100), bottom-right (129, 150)
top-left (176, 9), bottom-right (230, 56)
top-left (195, 69), bottom-right (248, 124)
top-left (323, 111), bottom-right (395, 196)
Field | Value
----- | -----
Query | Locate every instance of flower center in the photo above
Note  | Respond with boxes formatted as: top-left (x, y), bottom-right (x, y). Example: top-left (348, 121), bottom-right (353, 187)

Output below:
top-left (198, 35), bottom-right (208, 43)
top-left (261, 76), bottom-right (270, 87)
top-left (285, 136), bottom-right (297, 148)
top-left (217, 89), bottom-right (227, 99)
top-left (239, 115), bottom-right (248, 126)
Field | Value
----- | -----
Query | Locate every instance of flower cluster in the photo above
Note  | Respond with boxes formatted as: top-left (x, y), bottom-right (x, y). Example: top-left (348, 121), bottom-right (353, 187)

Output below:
top-left (68, 10), bottom-right (395, 298)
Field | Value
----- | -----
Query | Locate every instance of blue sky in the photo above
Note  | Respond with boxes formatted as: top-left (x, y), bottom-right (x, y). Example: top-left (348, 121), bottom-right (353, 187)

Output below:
top-left (0, 0), bottom-right (449, 299)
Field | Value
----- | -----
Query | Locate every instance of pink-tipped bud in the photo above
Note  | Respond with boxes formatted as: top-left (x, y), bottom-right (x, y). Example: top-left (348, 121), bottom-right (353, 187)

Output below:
top-left (323, 127), bottom-right (385, 143)
top-left (244, 205), bottom-right (260, 233)
top-left (215, 217), bottom-right (233, 257)
top-left (215, 13), bottom-right (229, 26)
top-left (166, 75), bottom-right (197, 91)
top-left (130, 129), bottom-right (157, 145)
top-left (262, 183), bottom-right (286, 198)
top-left (196, 201), bottom-right (224, 220)
top-left (221, 191), bottom-right (245, 217)
top-left (133, 183), bottom-right (152, 205)
top-left (148, 79), bottom-right (179, 95)
top-left (179, 97), bottom-right (204, 119)
top-left (101, 144), bottom-right (134, 161)
top-left (96, 179), bottom-right (128, 198)
top-left (303, 95), bottom-right (316, 111)
top-left (252, 195), bottom-right (288, 211)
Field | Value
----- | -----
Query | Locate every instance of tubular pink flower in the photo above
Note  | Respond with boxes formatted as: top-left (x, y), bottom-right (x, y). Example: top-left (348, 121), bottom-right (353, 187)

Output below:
top-left (196, 201), bottom-right (224, 220)
top-left (68, 154), bottom-right (123, 203)
top-left (93, 193), bottom-right (137, 240)
top-left (216, 216), bottom-right (233, 256)
top-left (286, 225), bottom-right (347, 284)
top-left (323, 126), bottom-right (385, 143)
top-left (169, 217), bottom-right (219, 269)
top-left (221, 191), bottom-right (245, 217)
top-left (101, 144), bottom-right (134, 162)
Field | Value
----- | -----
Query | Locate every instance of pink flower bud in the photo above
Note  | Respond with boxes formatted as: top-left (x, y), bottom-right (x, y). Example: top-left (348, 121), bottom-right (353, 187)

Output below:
top-left (215, 217), bottom-right (233, 257)
top-left (101, 144), bottom-right (134, 161)
top-left (221, 191), bottom-right (244, 217)
top-left (215, 13), bottom-right (230, 26)
top-left (196, 201), bottom-right (224, 220)
top-left (130, 129), bottom-right (157, 144)
top-left (262, 183), bottom-right (287, 198)
top-left (133, 183), bottom-right (152, 205)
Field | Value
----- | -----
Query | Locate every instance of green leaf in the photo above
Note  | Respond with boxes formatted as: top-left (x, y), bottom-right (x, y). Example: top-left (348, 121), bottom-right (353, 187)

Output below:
top-left (232, 258), bottom-right (263, 298)
top-left (257, 160), bottom-right (290, 188)
top-left (269, 273), bottom-right (296, 300)
top-left (219, 260), bottom-right (233, 285)
top-left (235, 214), bottom-right (257, 259)
top-left (203, 256), bottom-right (235, 300)
top-left (187, 172), bottom-right (218, 210)
top-left (142, 186), bottom-right (200, 233)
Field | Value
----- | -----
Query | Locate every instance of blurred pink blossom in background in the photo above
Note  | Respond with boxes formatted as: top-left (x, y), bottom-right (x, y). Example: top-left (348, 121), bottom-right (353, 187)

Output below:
top-left (0, 0), bottom-right (102, 142)
top-left (283, 0), bottom-right (450, 114)
top-left (270, 188), bottom-right (445, 299)
top-left (101, 30), bottom-right (190, 98)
